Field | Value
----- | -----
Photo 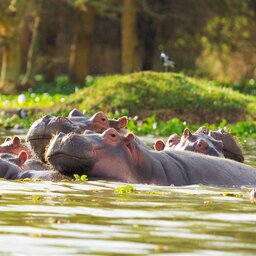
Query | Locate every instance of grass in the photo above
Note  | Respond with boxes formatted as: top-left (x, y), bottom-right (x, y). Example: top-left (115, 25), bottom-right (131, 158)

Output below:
top-left (0, 71), bottom-right (255, 137)
top-left (65, 71), bottom-right (256, 123)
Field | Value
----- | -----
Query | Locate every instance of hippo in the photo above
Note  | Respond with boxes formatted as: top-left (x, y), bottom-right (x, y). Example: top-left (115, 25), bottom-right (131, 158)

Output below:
top-left (45, 128), bottom-right (256, 187)
top-left (0, 151), bottom-right (27, 169)
top-left (27, 109), bottom-right (128, 161)
top-left (154, 128), bottom-right (224, 158)
top-left (154, 127), bottom-right (244, 162)
top-left (0, 158), bottom-right (70, 180)
top-left (0, 136), bottom-right (32, 157)
top-left (208, 128), bottom-right (244, 162)
top-left (154, 133), bottom-right (181, 151)
top-left (0, 151), bottom-right (49, 170)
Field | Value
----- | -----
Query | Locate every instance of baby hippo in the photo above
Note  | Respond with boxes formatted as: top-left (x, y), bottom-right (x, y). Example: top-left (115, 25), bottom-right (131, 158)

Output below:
top-left (154, 133), bottom-right (181, 151)
top-left (0, 151), bottom-right (28, 169)
top-left (0, 136), bottom-right (32, 157)
top-left (154, 128), bottom-right (224, 158)
top-left (0, 151), bottom-right (49, 170)
top-left (0, 158), bottom-right (70, 180)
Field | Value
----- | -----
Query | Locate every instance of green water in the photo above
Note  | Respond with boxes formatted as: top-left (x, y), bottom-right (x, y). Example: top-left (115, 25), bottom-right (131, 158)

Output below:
top-left (0, 132), bottom-right (256, 255)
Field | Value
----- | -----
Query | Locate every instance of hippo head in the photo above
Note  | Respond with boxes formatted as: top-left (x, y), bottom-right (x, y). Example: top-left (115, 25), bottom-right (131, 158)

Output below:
top-left (46, 128), bottom-right (140, 183)
top-left (0, 136), bottom-right (32, 157)
top-left (0, 151), bottom-right (28, 169)
top-left (68, 109), bottom-right (128, 133)
top-left (209, 129), bottom-right (244, 162)
top-left (0, 136), bottom-right (21, 154)
top-left (27, 110), bottom-right (128, 161)
top-left (154, 134), bottom-right (181, 151)
top-left (174, 128), bottom-right (224, 157)
top-left (27, 115), bottom-right (83, 161)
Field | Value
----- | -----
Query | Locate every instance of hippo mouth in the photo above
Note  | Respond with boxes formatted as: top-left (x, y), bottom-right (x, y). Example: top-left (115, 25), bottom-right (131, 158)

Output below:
top-left (28, 135), bottom-right (52, 141)
top-left (27, 116), bottom-right (82, 141)
top-left (47, 151), bottom-right (94, 175)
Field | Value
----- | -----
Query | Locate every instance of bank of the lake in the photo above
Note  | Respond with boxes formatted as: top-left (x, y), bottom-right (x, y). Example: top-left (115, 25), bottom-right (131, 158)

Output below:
top-left (0, 71), bottom-right (256, 137)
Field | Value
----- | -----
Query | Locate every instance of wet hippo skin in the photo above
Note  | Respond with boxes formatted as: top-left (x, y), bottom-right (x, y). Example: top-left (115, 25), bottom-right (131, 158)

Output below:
top-left (0, 158), bottom-right (70, 180)
top-left (27, 109), bottom-right (128, 161)
top-left (154, 127), bottom-right (244, 162)
top-left (0, 136), bottom-right (32, 157)
top-left (46, 128), bottom-right (256, 187)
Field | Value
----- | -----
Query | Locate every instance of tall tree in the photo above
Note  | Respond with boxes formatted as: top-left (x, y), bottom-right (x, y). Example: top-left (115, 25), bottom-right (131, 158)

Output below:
top-left (121, 0), bottom-right (140, 73)
top-left (68, 3), bottom-right (96, 83)
top-left (0, 0), bottom-right (28, 93)
top-left (21, 0), bottom-right (43, 88)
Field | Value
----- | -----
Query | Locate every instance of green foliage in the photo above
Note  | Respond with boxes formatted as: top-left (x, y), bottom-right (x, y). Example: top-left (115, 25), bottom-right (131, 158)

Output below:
top-left (114, 184), bottom-right (136, 194)
top-left (128, 115), bottom-right (256, 139)
top-left (223, 79), bottom-right (256, 96)
top-left (74, 174), bottom-right (88, 181)
top-left (0, 92), bottom-right (67, 109)
top-left (0, 113), bottom-right (31, 129)
top-left (31, 75), bottom-right (83, 95)
top-left (227, 122), bottom-right (256, 138)
top-left (67, 71), bottom-right (256, 120)
top-left (0, 72), bottom-right (255, 138)
top-left (127, 115), bottom-right (187, 136)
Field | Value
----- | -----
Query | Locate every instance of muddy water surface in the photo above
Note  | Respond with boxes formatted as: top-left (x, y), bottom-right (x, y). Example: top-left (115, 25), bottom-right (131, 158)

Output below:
top-left (0, 131), bottom-right (256, 255)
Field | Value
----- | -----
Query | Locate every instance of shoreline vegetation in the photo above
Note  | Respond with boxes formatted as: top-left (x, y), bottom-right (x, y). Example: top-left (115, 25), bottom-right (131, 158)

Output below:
top-left (0, 71), bottom-right (255, 139)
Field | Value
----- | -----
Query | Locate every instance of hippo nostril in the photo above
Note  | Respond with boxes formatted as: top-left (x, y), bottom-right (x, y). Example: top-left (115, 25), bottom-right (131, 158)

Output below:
top-left (42, 115), bottom-right (52, 122)
top-left (56, 132), bottom-right (65, 140)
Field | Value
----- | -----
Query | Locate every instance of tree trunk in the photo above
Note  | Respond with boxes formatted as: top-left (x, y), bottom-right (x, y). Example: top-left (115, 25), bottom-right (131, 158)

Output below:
top-left (121, 0), bottom-right (140, 73)
top-left (0, 22), bottom-right (21, 93)
top-left (0, 1), bottom-right (28, 93)
top-left (21, 14), bottom-right (40, 87)
top-left (68, 4), bottom-right (96, 83)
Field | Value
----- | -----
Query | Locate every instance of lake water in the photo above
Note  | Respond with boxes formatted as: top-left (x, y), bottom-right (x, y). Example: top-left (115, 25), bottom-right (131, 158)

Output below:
top-left (0, 131), bottom-right (256, 255)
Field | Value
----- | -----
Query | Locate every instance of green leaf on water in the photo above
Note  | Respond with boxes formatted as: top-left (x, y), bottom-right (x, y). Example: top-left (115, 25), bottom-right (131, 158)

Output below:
top-left (32, 195), bottom-right (41, 201)
top-left (74, 174), bottom-right (88, 181)
top-left (114, 184), bottom-right (136, 194)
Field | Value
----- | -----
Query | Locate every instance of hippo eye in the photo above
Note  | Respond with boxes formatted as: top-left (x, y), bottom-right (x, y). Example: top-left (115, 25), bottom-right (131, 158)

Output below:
top-left (101, 118), bottom-right (106, 122)
top-left (110, 133), bottom-right (116, 138)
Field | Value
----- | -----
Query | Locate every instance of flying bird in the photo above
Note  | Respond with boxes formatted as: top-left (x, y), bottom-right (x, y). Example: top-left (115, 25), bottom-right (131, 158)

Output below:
top-left (160, 52), bottom-right (175, 72)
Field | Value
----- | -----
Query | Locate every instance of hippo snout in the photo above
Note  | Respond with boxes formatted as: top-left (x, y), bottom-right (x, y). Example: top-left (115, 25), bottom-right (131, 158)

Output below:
top-left (46, 133), bottom-right (96, 175)
top-left (41, 115), bottom-right (52, 123)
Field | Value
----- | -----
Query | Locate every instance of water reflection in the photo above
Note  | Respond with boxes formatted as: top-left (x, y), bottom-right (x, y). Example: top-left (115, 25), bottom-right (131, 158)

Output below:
top-left (0, 132), bottom-right (256, 255)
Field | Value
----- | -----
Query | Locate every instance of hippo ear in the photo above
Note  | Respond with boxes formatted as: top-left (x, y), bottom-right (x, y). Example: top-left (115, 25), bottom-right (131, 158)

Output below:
top-left (18, 150), bottom-right (28, 164)
top-left (124, 132), bottom-right (135, 146)
top-left (117, 116), bottom-right (128, 129)
top-left (154, 140), bottom-right (165, 151)
top-left (68, 109), bottom-right (84, 117)
top-left (183, 128), bottom-right (192, 138)
top-left (4, 137), bottom-right (12, 142)
top-left (168, 134), bottom-right (181, 145)
top-left (13, 136), bottom-right (21, 147)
